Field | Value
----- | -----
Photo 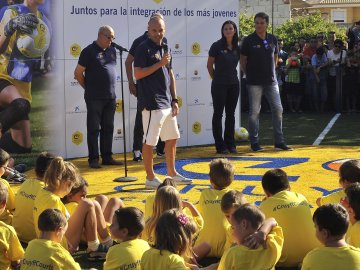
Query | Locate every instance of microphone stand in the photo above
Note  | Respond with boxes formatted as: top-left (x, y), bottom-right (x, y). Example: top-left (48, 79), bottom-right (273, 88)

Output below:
top-left (113, 47), bottom-right (137, 182)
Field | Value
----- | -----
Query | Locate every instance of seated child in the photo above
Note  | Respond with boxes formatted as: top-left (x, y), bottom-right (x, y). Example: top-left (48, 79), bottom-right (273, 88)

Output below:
top-left (13, 152), bottom-right (55, 243)
top-left (104, 207), bottom-right (150, 270)
top-left (302, 203), bottom-right (360, 270)
top-left (0, 181), bottom-right (24, 270)
top-left (0, 148), bottom-right (16, 224)
top-left (220, 189), bottom-right (247, 251)
top-left (21, 208), bottom-right (81, 270)
top-left (344, 183), bottom-right (360, 247)
top-left (141, 209), bottom-right (197, 270)
top-left (260, 169), bottom-right (319, 268)
top-left (218, 204), bottom-right (283, 270)
top-left (33, 157), bottom-right (112, 260)
top-left (194, 158), bottom-right (234, 259)
top-left (143, 185), bottom-right (202, 245)
top-left (144, 177), bottom-right (176, 220)
top-left (61, 176), bottom-right (124, 226)
top-left (317, 159), bottom-right (360, 206)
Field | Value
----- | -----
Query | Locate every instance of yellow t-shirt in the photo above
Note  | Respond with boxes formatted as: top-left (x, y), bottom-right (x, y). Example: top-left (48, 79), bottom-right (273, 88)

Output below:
top-left (20, 239), bottom-right (81, 270)
top-left (0, 179), bottom-right (15, 225)
top-left (65, 202), bottom-right (78, 216)
top-left (103, 239), bottom-right (150, 270)
top-left (301, 245), bottom-right (360, 270)
top-left (194, 188), bottom-right (230, 257)
top-left (260, 190), bottom-right (320, 267)
top-left (223, 223), bottom-right (234, 252)
top-left (141, 248), bottom-right (190, 270)
top-left (12, 179), bottom-right (44, 243)
top-left (0, 221), bottom-right (24, 270)
top-left (347, 221), bottom-right (360, 248)
top-left (218, 226), bottom-right (284, 270)
top-left (144, 193), bottom-right (155, 221)
top-left (319, 189), bottom-right (345, 206)
top-left (33, 188), bottom-right (69, 249)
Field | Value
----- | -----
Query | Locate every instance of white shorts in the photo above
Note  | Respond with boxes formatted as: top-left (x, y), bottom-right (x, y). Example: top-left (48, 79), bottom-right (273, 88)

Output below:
top-left (142, 108), bottom-right (180, 146)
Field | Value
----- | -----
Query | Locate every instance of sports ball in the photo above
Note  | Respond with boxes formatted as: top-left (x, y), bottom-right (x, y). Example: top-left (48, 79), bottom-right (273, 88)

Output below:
top-left (16, 18), bottom-right (51, 58)
top-left (234, 127), bottom-right (249, 141)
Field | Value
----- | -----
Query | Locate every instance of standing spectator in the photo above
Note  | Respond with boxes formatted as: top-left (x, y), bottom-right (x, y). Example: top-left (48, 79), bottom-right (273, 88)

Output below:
top-left (303, 37), bottom-right (319, 111)
top-left (125, 13), bottom-right (165, 162)
top-left (285, 47), bottom-right (303, 112)
top-left (134, 16), bottom-right (192, 188)
top-left (311, 46), bottom-right (329, 112)
top-left (327, 39), bottom-right (346, 111)
top-left (348, 21), bottom-right (360, 50)
top-left (207, 20), bottom-right (240, 154)
top-left (344, 42), bottom-right (360, 112)
top-left (240, 12), bottom-right (292, 152)
top-left (277, 39), bottom-right (288, 106)
top-left (316, 32), bottom-right (326, 49)
top-left (74, 26), bottom-right (123, 169)
top-left (327, 31), bottom-right (336, 50)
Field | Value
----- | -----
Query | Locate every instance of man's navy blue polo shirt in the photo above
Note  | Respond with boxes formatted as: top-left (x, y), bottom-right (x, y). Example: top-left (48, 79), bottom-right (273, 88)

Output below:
top-left (209, 39), bottom-right (240, 85)
top-left (78, 41), bottom-right (117, 100)
top-left (129, 31), bottom-right (168, 57)
top-left (134, 38), bottom-right (171, 111)
top-left (241, 32), bottom-right (278, 85)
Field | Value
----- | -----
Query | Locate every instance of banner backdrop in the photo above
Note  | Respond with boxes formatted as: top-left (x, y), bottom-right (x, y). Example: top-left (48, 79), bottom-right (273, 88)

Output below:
top-left (3, 0), bottom-right (239, 158)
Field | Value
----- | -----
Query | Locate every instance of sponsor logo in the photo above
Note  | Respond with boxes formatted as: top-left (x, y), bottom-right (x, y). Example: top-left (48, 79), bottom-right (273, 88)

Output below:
top-left (188, 97), bottom-right (205, 107)
top-left (116, 99), bottom-right (123, 113)
top-left (191, 70), bottom-right (201, 81)
top-left (70, 81), bottom-right (79, 87)
top-left (191, 42), bottom-right (201, 55)
top-left (322, 159), bottom-right (352, 172)
top-left (114, 128), bottom-right (123, 141)
top-left (177, 96), bottom-right (183, 108)
top-left (175, 72), bottom-right (186, 80)
top-left (72, 131), bottom-right (83, 145)
top-left (192, 121), bottom-right (202, 134)
top-left (172, 43), bottom-right (183, 55)
top-left (66, 105), bottom-right (86, 115)
top-left (70, 43), bottom-right (81, 58)
top-left (153, 0), bottom-right (163, 3)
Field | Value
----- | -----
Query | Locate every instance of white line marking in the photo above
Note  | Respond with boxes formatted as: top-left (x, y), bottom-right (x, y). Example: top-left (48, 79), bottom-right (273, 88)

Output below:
top-left (313, 113), bottom-right (341, 146)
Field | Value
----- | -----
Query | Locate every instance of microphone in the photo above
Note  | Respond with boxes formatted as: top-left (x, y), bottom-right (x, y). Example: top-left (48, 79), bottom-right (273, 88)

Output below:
top-left (163, 43), bottom-right (168, 54)
top-left (111, 42), bottom-right (128, 52)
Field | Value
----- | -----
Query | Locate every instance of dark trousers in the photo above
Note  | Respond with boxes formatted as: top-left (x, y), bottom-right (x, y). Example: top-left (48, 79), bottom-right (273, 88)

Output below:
top-left (133, 107), bottom-right (165, 153)
top-left (211, 82), bottom-right (240, 151)
top-left (85, 98), bottom-right (116, 162)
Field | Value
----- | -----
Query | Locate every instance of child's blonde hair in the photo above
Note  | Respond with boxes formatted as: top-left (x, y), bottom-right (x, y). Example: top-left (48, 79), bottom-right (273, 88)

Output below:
top-left (0, 181), bottom-right (8, 204)
top-left (209, 158), bottom-right (234, 189)
top-left (43, 157), bottom-right (79, 191)
top-left (155, 209), bottom-right (197, 257)
top-left (145, 186), bottom-right (182, 240)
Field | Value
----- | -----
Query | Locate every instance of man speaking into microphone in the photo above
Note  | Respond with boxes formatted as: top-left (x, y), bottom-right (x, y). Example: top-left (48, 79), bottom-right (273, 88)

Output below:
top-left (74, 25), bottom-right (123, 168)
top-left (134, 16), bottom-right (192, 188)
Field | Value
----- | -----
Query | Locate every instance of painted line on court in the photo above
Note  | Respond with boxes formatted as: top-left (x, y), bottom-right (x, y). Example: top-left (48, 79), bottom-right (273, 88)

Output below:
top-left (313, 113), bottom-right (341, 146)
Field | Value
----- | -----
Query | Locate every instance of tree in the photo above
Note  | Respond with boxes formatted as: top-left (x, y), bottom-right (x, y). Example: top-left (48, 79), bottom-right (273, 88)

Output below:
top-left (275, 12), bottom-right (346, 47)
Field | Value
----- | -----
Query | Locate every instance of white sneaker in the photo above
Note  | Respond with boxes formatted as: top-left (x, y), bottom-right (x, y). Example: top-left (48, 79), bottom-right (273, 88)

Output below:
top-left (145, 176), bottom-right (163, 189)
top-left (169, 174), bottom-right (193, 185)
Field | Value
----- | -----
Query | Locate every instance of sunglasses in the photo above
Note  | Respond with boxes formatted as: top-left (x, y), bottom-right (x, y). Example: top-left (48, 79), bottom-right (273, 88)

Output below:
top-left (102, 33), bottom-right (115, 40)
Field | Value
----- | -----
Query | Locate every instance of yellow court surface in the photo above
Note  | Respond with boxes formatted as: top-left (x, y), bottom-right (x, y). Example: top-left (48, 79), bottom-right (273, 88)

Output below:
top-left (11, 145), bottom-right (360, 211)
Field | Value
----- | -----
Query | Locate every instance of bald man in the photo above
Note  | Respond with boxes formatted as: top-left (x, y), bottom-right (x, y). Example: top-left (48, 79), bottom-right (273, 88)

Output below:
top-left (74, 25), bottom-right (123, 168)
top-left (134, 17), bottom-right (192, 188)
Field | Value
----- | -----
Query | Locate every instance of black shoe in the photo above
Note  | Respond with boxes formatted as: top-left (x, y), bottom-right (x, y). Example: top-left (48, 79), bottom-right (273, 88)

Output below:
top-left (102, 158), bottom-right (123, 165)
top-left (156, 151), bottom-right (165, 159)
top-left (274, 143), bottom-right (293, 151)
top-left (251, 143), bottom-right (264, 152)
top-left (228, 147), bottom-right (237, 154)
top-left (133, 152), bottom-right (142, 162)
top-left (89, 159), bottom-right (102, 169)
top-left (216, 148), bottom-right (229, 154)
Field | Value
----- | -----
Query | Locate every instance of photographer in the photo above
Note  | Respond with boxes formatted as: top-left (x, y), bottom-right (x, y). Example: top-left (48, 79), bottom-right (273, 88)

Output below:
top-left (327, 39), bottom-right (346, 112)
